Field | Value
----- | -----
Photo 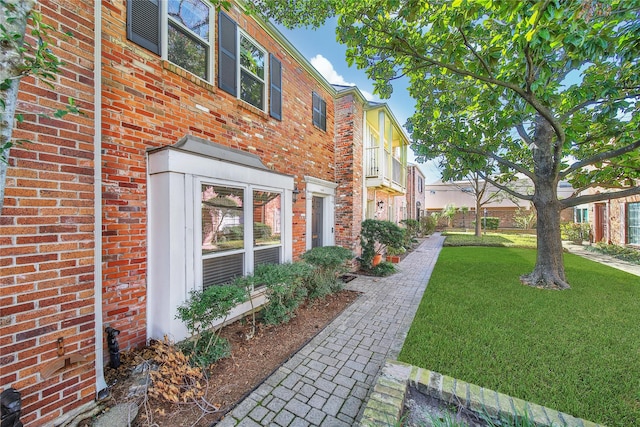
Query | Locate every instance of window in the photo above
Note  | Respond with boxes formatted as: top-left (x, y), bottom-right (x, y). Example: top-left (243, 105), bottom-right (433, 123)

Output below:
top-left (167, 0), bottom-right (212, 80)
top-left (218, 12), bottom-right (282, 116)
top-left (574, 208), bottom-right (588, 223)
top-left (239, 35), bottom-right (266, 109)
top-left (127, 0), bottom-right (214, 81)
top-left (201, 185), bottom-right (245, 287)
top-left (200, 184), bottom-right (285, 287)
top-left (417, 177), bottom-right (423, 193)
top-left (312, 92), bottom-right (327, 131)
top-left (628, 202), bottom-right (640, 245)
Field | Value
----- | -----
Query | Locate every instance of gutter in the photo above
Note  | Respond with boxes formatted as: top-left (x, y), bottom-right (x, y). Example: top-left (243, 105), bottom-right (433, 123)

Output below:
top-left (93, 0), bottom-right (107, 398)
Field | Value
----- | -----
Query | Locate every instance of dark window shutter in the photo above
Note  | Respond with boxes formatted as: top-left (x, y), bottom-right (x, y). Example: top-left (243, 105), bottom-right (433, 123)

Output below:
top-left (312, 92), bottom-right (326, 131)
top-left (127, 0), bottom-right (161, 55)
top-left (269, 54), bottom-right (282, 120)
top-left (218, 11), bottom-right (237, 95)
top-left (320, 97), bottom-right (326, 131)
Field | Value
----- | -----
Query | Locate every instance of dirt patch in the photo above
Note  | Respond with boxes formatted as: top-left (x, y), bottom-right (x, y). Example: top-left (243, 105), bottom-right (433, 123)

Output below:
top-left (403, 386), bottom-right (491, 427)
top-left (93, 290), bottom-right (360, 427)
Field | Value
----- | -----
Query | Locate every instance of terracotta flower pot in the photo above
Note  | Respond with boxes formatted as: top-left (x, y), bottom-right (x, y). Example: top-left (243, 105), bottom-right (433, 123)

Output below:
top-left (372, 254), bottom-right (382, 266)
top-left (388, 255), bottom-right (401, 264)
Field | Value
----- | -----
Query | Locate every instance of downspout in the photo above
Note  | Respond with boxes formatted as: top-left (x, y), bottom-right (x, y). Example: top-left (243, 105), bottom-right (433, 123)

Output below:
top-left (93, 0), bottom-right (107, 398)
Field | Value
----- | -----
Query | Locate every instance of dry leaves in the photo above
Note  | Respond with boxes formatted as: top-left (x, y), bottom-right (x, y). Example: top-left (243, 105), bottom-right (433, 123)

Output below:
top-left (148, 337), bottom-right (205, 404)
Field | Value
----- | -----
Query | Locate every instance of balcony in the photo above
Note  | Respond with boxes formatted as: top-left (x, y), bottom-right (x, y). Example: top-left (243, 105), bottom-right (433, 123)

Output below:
top-left (364, 109), bottom-right (407, 195)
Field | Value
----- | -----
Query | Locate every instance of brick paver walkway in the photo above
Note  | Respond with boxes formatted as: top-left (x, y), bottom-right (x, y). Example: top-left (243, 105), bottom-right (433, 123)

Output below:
top-left (217, 234), bottom-right (445, 426)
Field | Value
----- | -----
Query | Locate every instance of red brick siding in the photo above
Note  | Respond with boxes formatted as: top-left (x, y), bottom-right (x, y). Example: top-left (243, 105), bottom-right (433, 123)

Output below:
top-left (0, 0), bottom-right (96, 425)
top-left (334, 94), bottom-right (364, 253)
top-left (100, 2), bottom-right (335, 347)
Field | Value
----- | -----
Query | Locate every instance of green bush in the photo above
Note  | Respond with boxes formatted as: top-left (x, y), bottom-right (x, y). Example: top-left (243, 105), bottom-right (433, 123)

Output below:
top-left (358, 219), bottom-right (405, 272)
top-left (253, 263), bottom-right (310, 325)
top-left (370, 261), bottom-right (396, 277)
top-left (589, 242), bottom-right (640, 264)
top-left (419, 215), bottom-right (436, 236)
top-left (472, 217), bottom-right (500, 230)
top-left (176, 284), bottom-right (247, 367)
top-left (301, 246), bottom-right (353, 299)
top-left (399, 218), bottom-right (420, 247)
top-left (560, 222), bottom-right (590, 244)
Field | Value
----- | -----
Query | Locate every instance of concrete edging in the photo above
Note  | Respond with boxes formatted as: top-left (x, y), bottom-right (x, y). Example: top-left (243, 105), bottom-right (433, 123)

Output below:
top-left (359, 360), bottom-right (606, 427)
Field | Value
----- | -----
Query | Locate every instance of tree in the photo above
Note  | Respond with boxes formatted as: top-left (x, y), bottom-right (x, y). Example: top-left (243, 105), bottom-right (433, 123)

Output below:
top-left (251, 0), bottom-right (640, 289)
top-left (452, 169), bottom-right (511, 237)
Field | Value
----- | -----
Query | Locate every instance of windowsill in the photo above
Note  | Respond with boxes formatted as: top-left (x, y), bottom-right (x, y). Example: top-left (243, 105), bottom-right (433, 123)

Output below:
top-left (236, 99), bottom-right (269, 120)
top-left (163, 61), bottom-right (217, 93)
top-left (162, 61), bottom-right (272, 121)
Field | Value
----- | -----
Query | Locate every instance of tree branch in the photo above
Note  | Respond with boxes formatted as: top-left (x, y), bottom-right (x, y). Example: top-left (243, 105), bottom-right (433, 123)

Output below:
top-left (457, 26), bottom-right (493, 77)
top-left (478, 172), bottom-right (533, 201)
top-left (560, 139), bottom-right (640, 179)
top-left (460, 146), bottom-right (535, 180)
top-left (560, 93), bottom-right (640, 121)
top-left (515, 123), bottom-right (533, 145)
top-left (561, 185), bottom-right (640, 209)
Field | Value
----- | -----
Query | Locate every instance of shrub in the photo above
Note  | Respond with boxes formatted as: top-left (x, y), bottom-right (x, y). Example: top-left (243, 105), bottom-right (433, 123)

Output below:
top-left (253, 263), bottom-right (310, 325)
top-left (176, 284), bottom-right (247, 367)
top-left (399, 218), bottom-right (420, 247)
top-left (589, 242), bottom-right (640, 264)
top-left (370, 261), bottom-right (396, 277)
top-left (513, 208), bottom-right (537, 229)
top-left (472, 217), bottom-right (500, 230)
top-left (560, 222), bottom-right (590, 244)
top-left (419, 215), bottom-right (436, 236)
top-left (358, 219), bottom-right (405, 272)
top-left (301, 246), bottom-right (353, 299)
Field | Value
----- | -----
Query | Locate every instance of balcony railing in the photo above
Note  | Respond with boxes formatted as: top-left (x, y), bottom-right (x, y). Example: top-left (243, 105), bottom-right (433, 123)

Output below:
top-left (365, 146), bottom-right (380, 177)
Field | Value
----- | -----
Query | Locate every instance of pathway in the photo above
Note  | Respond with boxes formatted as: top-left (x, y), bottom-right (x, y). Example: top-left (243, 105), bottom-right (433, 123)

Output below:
top-left (217, 234), bottom-right (445, 426)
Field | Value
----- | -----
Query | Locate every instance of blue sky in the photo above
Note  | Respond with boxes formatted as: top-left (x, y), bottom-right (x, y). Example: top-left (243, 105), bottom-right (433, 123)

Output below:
top-left (277, 21), bottom-right (444, 183)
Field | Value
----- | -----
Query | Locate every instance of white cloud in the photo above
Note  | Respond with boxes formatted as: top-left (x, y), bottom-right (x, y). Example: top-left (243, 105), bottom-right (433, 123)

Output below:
top-left (309, 54), bottom-right (378, 101)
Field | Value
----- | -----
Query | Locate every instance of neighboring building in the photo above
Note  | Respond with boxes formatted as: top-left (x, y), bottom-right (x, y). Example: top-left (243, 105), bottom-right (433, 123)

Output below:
top-left (424, 179), bottom-right (574, 229)
top-left (0, 1), bottom-right (408, 425)
top-left (404, 164), bottom-right (426, 221)
top-left (580, 192), bottom-right (640, 246)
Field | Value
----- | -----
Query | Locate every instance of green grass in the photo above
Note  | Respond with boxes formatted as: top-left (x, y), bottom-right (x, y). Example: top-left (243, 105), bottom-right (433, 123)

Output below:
top-left (443, 232), bottom-right (537, 248)
top-left (399, 247), bottom-right (640, 427)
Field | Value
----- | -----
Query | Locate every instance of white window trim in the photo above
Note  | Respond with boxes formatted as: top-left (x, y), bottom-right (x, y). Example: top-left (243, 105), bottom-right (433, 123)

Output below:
top-left (161, 0), bottom-right (216, 82)
top-left (237, 30), bottom-right (268, 110)
top-left (304, 176), bottom-right (338, 250)
top-left (147, 145), bottom-right (293, 342)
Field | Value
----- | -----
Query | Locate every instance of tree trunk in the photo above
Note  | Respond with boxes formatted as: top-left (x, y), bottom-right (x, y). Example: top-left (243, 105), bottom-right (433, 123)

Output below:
top-left (520, 117), bottom-right (570, 290)
top-left (0, 0), bottom-right (36, 215)
top-left (474, 199), bottom-right (482, 237)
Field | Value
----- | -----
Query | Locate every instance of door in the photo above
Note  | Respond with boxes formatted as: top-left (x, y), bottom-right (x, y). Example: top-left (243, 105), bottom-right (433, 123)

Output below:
top-left (594, 203), bottom-right (606, 243)
top-left (311, 196), bottom-right (323, 248)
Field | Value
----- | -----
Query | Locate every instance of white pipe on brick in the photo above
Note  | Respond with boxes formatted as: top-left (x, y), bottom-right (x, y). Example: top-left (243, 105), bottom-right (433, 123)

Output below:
top-left (93, 0), bottom-right (107, 398)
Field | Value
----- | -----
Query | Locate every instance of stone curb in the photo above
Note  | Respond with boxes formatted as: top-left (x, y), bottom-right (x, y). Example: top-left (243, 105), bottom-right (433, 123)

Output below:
top-left (359, 360), bottom-right (606, 427)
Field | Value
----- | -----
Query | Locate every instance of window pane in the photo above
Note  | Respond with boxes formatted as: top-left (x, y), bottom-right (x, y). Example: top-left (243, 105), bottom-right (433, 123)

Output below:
top-left (253, 191), bottom-right (281, 246)
top-left (168, 22), bottom-right (207, 79)
top-left (168, 0), bottom-right (209, 39)
top-left (240, 36), bottom-right (264, 79)
top-left (240, 70), bottom-right (264, 109)
top-left (202, 185), bottom-right (244, 254)
top-left (629, 203), bottom-right (640, 245)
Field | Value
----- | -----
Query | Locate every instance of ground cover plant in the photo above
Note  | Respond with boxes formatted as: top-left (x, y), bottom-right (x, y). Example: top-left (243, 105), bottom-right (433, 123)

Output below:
top-left (399, 247), bottom-right (640, 427)
top-left (443, 232), bottom-right (537, 249)
top-left (587, 242), bottom-right (640, 265)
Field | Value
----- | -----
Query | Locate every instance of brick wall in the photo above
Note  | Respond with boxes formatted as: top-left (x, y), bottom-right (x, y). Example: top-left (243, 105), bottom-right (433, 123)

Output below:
top-left (100, 1), bottom-right (336, 349)
top-left (334, 93), bottom-right (364, 253)
top-left (605, 195), bottom-right (640, 245)
top-left (0, 0), bottom-right (97, 425)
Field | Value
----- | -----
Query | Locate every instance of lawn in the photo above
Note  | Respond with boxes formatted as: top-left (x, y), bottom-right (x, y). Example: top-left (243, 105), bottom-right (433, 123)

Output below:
top-left (443, 231), bottom-right (537, 248)
top-left (399, 246), bottom-right (640, 427)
